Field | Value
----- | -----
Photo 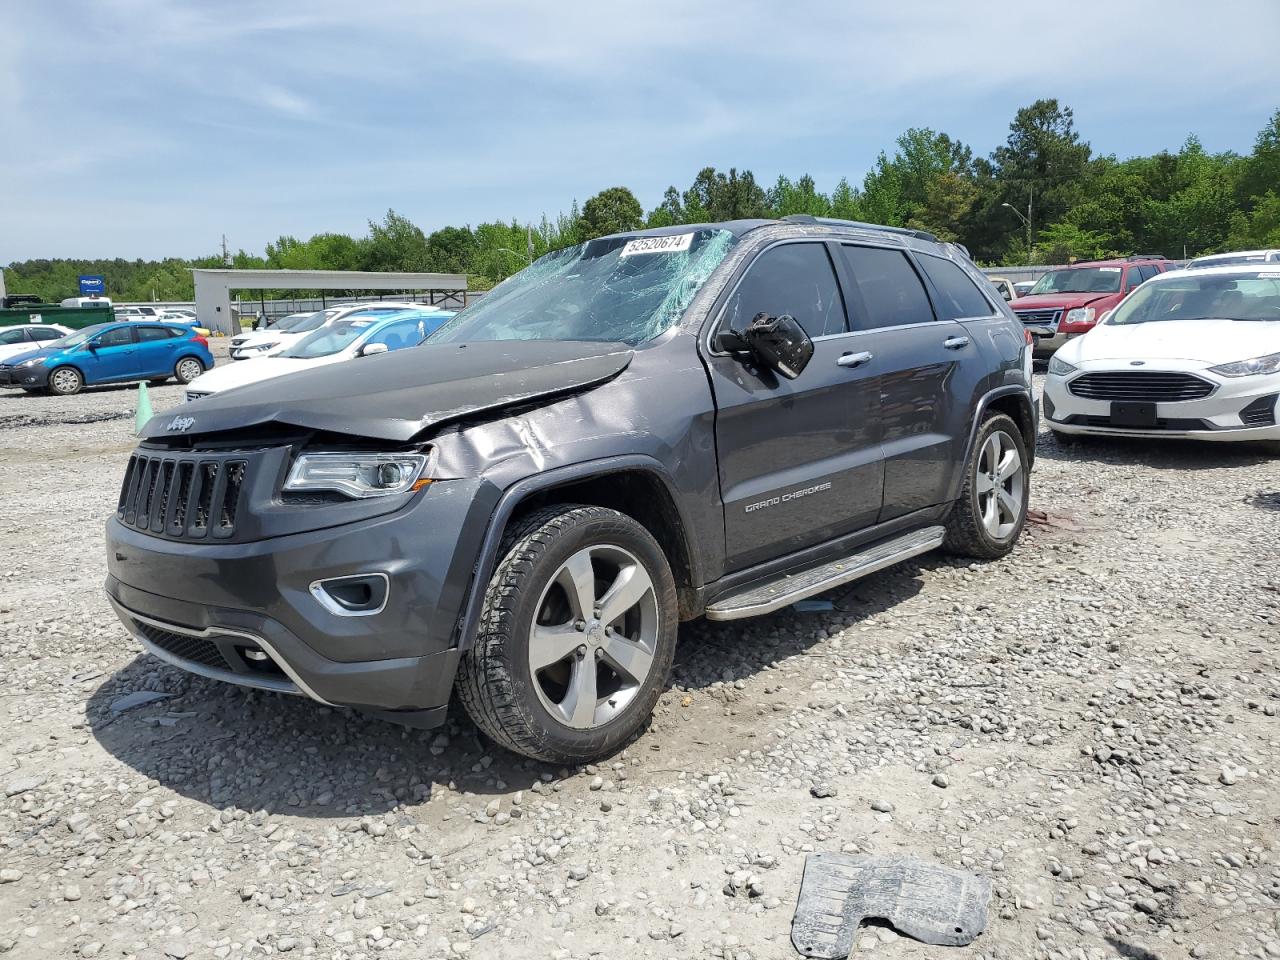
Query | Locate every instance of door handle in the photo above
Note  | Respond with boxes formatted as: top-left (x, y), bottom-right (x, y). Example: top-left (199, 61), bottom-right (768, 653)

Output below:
top-left (943, 336), bottom-right (970, 350)
top-left (837, 351), bottom-right (873, 368)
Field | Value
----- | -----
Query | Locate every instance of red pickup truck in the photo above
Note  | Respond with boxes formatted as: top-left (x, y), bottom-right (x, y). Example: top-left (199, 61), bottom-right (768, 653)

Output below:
top-left (1013, 257), bottom-right (1171, 357)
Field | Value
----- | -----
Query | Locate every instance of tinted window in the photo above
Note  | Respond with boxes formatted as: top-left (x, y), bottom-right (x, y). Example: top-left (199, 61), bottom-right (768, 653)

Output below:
top-left (95, 327), bottom-right (134, 348)
top-left (723, 243), bottom-right (846, 339)
top-left (1138, 264), bottom-right (1158, 282)
top-left (839, 245), bottom-right (935, 329)
top-left (918, 256), bottom-right (994, 319)
top-left (29, 327), bottom-right (63, 342)
top-left (136, 326), bottom-right (176, 342)
top-left (0, 329), bottom-right (26, 345)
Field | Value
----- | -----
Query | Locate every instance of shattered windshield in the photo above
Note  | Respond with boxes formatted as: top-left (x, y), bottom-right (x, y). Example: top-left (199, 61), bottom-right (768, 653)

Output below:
top-left (432, 229), bottom-right (736, 346)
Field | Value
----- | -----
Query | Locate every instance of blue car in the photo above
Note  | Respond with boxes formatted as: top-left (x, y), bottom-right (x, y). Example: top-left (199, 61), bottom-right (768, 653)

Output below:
top-left (0, 321), bottom-right (215, 396)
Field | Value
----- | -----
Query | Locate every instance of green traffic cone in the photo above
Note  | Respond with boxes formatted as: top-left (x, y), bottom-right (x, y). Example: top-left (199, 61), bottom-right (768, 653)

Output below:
top-left (135, 382), bottom-right (153, 435)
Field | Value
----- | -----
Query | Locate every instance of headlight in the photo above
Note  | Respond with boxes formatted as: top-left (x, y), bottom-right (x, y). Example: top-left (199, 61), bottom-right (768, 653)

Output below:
top-left (1047, 355), bottom-right (1077, 377)
top-left (1208, 351), bottom-right (1280, 378)
top-left (248, 341), bottom-right (278, 351)
top-left (18, 357), bottom-right (45, 367)
top-left (1064, 307), bottom-right (1095, 325)
top-left (283, 452), bottom-right (430, 499)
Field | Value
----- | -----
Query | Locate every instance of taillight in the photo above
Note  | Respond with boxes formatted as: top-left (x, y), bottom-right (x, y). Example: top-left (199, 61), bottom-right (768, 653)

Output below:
top-left (1024, 328), bottom-right (1034, 345)
top-left (193, 335), bottom-right (209, 347)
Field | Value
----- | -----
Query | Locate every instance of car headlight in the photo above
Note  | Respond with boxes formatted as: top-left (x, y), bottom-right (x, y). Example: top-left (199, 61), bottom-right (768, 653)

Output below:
top-left (248, 341), bottom-right (278, 351)
top-left (18, 357), bottom-right (45, 368)
top-left (283, 452), bottom-right (430, 499)
top-left (1047, 355), bottom-right (1077, 377)
top-left (1208, 351), bottom-right (1280, 378)
top-left (1064, 307), bottom-right (1095, 325)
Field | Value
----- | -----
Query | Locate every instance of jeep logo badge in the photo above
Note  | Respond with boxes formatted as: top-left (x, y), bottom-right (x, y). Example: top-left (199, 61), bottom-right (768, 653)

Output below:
top-left (166, 416), bottom-right (196, 433)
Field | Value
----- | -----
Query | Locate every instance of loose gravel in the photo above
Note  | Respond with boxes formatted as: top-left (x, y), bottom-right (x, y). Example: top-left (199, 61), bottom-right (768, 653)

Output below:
top-left (1, 372), bottom-right (1277, 960)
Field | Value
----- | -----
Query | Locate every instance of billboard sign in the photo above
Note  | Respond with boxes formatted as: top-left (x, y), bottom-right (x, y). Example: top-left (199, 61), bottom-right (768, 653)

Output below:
top-left (78, 275), bottom-right (106, 296)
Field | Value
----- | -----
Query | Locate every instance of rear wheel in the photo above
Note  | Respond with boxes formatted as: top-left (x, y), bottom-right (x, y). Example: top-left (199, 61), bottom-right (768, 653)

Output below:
top-left (47, 366), bottom-right (83, 396)
top-left (456, 505), bottom-right (678, 764)
top-left (175, 357), bottom-right (204, 384)
top-left (944, 413), bottom-right (1029, 559)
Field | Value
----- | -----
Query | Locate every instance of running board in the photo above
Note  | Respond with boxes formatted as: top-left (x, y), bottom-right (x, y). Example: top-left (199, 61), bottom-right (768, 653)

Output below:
top-left (704, 526), bottom-right (946, 621)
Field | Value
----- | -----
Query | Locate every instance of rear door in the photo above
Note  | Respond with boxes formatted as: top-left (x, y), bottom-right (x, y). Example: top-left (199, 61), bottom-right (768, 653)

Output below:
top-left (82, 325), bottom-right (138, 382)
top-left (134, 325), bottom-right (181, 376)
top-left (835, 245), bottom-right (983, 523)
top-left (705, 240), bottom-right (884, 572)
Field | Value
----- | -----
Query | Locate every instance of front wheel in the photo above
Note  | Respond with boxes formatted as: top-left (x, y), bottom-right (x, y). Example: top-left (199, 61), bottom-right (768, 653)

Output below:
top-left (455, 505), bottom-right (678, 764)
top-left (47, 366), bottom-right (84, 396)
top-left (944, 413), bottom-right (1029, 559)
top-left (175, 357), bottom-right (205, 384)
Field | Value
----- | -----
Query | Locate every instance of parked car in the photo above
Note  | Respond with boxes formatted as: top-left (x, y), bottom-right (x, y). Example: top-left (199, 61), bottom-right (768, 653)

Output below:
top-left (0, 323), bottom-right (73, 362)
top-left (114, 306), bottom-right (149, 321)
top-left (0, 321), bottom-right (213, 395)
top-left (987, 276), bottom-right (1017, 302)
top-left (1013, 257), bottom-right (1171, 357)
top-left (60, 297), bottom-right (114, 310)
top-left (1044, 264), bottom-right (1280, 443)
top-left (105, 216), bottom-right (1036, 763)
top-left (1013, 280), bottom-right (1036, 297)
top-left (1186, 249), bottom-right (1280, 270)
top-left (227, 303), bottom-right (425, 360)
top-left (186, 309), bottom-right (452, 400)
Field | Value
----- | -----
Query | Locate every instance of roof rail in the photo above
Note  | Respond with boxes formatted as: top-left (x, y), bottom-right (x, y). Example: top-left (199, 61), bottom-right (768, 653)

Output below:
top-left (779, 214), bottom-right (939, 244)
top-left (1126, 254), bottom-right (1169, 261)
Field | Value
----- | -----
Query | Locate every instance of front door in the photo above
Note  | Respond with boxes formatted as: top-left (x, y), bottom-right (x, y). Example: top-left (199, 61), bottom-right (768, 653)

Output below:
top-left (81, 325), bottom-right (138, 382)
top-left (704, 240), bottom-right (884, 572)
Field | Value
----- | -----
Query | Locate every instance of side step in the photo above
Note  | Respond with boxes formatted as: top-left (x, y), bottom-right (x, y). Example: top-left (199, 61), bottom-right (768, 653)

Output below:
top-left (704, 526), bottom-right (946, 621)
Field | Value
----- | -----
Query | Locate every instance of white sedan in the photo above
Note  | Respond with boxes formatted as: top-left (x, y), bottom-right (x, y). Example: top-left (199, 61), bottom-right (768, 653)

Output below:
top-left (185, 309), bottom-right (451, 400)
top-left (0, 324), bottom-right (73, 362)
top-left (1044, 265), bottom-right (1280, 443)
top-left (227, 302), bottom-right (423, 360)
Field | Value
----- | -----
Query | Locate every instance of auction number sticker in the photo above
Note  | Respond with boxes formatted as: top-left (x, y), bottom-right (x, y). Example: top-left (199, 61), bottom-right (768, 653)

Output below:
top-left (620, 233), bottom-right (694, 257)
top-left (1099, 267), bottom-right (1121, 272)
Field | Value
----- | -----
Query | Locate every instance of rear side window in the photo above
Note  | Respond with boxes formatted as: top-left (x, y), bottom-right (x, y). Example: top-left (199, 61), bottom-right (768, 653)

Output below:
top-left (29, 327), bottom-right (63, 342)
top-left (839, 245), bottom-right (935, 329)
top-left (0, 329), bottom-right (26, 345)
top-left (723, 243), bottom-right (847, 339)
top-left (918, 255), bottom-right (994, 319)
top-left (136, 326), bottom-right (176, 342)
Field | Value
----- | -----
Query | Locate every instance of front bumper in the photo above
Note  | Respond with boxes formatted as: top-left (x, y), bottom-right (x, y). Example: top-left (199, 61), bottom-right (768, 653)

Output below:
top-left (1043, 363), bottom-right (1280, 442)
top-left (105, 476), bottom-right (499, 724)
top-left (0, 364), bottom-right (49, 388)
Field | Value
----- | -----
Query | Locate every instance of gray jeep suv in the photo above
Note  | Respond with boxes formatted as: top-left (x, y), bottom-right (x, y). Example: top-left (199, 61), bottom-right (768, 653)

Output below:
top-left (105, 216), bottom-right (1036, 763)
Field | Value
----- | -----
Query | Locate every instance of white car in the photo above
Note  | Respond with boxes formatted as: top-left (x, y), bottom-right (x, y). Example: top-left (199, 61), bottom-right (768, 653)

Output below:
top-left (1186, 249), bottom-right (1280, 270)
top-left (0, 324), bottom-right (73, 362)
top-left (1044, 265), bottom-right (1280, 443)
top-left (186, 309), bottom-right (451, 400)
top-left (227, 302), bottom-right (421, 360)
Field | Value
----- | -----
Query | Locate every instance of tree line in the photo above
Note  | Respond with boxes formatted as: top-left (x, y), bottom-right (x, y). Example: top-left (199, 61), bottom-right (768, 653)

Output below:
top-left (6, 99), bottom-right (1279, 303)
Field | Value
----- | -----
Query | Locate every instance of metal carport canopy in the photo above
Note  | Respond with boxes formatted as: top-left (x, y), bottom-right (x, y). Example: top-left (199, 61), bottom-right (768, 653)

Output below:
top-left (191, 269), bottom-right (467, 335)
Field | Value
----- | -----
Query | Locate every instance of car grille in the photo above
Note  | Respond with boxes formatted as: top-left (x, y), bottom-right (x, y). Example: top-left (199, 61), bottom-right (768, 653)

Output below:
top-left (1240, 394), bottom-right (1278, 427)
top-left (1067, 371), bottom-right (1215, 402)
top-left (117, 452), bottom-right (248, 540)
top-left (1013, 308), bottom-right (1062, 327)
top-left (134, 621), bottom-right (231, 671)
top-left (1062, 414), bottom-right (1211, 431)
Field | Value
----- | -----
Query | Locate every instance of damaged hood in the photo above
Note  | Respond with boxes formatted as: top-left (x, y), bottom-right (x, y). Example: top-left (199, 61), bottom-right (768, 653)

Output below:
top-left (143, 340), bottom-right (633, 443)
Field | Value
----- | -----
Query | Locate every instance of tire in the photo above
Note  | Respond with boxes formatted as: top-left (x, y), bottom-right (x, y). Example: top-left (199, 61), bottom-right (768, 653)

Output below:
top-left (47, 366), bottom-right (83, 396)
top-left (456, 504), bottom-right (678, 764)
top-left (174, 357), bottom-right (204, 384)
top-left (944, 413), bottom-right (1030, 559)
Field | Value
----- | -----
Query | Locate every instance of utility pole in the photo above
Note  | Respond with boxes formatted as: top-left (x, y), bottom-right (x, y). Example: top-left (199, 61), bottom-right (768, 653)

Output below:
top-left (1002, 184), bottom-right (1034, 266)
top-left (526, 225), bottom-right (534, 264)
top-left (221, 234), bottom-right (231, 267)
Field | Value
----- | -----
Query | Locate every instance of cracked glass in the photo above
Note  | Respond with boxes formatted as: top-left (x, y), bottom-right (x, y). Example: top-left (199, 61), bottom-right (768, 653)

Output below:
top-left (432, 229), bottom-right (736, 346)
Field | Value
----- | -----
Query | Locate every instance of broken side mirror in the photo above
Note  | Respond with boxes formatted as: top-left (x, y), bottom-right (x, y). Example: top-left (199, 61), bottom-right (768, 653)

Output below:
top-left (743, 312), bottom-right (813, 380)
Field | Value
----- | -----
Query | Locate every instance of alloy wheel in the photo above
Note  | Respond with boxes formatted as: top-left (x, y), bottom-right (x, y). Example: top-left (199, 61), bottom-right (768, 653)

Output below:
top-left (51, 369), bottom-right (80, 394)
top-left (177, 359), bottom-right (203, 382)
top-left (527, 544), bottom-right (659, 729)
top-left (976, 430), bottom-right (1023, 539)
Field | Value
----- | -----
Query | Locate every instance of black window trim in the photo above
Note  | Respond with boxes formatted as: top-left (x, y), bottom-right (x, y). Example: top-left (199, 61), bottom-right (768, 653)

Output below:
top-left (704, 237), bottom-right (858, 356)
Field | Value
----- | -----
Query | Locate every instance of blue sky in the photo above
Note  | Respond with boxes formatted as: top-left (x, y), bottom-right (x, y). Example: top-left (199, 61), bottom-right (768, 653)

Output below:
top-left (4, 0), bottom-right (1279, 262)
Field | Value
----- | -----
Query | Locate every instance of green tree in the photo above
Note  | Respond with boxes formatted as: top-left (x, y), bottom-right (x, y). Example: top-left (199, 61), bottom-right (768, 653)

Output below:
top-left (577, 186), bottom-right (644, 240)
top-left (424, 226), bottom-right (476, 274)
top-left (767, 174), bottom-right (831, 217)
top-left (991, 99), bottom-right (1092, 246)
top-left (362, 209), bottom-right (430, 272)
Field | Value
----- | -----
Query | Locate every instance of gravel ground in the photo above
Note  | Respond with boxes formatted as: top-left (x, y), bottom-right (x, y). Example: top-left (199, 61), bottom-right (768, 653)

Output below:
top-left (1, 370), bottom-right (1278, 960)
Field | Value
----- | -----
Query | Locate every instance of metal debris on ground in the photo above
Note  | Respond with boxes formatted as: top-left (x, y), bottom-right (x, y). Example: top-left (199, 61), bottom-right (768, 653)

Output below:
top-left (791, 853), bottom-right (991, 957)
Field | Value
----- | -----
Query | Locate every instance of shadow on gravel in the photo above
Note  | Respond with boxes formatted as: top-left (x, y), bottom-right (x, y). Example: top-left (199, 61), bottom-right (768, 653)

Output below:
top-left (86, 556), bottom-right (935, 817)
top-left (1246, 490), bottom-right (1280, 512)
top-left (1035, 433), bottom-right (1272, 471)
top-left (86, 660), bottom-right (546, 818)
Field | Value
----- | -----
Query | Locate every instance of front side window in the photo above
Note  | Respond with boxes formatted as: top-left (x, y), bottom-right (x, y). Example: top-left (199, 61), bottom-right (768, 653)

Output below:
top-left (722, 242), bottom-right (846, 340)
top-left (918, 255), bottom-right (994, 319)
top-left (0, 329), bottom-right (26, 345)
top-left (1029, 267), bottom-right (1122, 295)
top-left (433, 229), bottom-right (737, 347)
top-left (94, 326), bottom-right (134, 348)
top-left (840, 245), bottom-right (935, 329)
